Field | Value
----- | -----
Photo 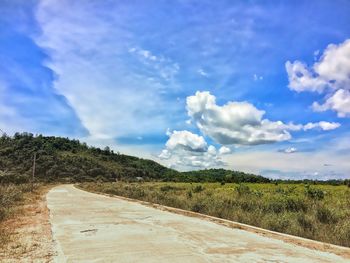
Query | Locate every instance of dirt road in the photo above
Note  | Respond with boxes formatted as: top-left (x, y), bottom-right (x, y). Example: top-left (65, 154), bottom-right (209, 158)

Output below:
top-left (47, 185), bottom-right (349, 262)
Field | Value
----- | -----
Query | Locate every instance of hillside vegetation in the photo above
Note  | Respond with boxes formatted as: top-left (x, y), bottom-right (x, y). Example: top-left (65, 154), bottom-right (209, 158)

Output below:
top-left (0, 133), bottom-right (268, 184)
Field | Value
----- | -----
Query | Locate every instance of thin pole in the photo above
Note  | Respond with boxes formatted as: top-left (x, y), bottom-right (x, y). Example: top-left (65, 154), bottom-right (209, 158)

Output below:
top-left (32, 153), bottom-right (36, 192)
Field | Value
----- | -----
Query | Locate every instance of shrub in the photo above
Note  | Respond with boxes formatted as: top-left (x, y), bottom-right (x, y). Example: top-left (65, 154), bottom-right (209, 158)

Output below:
top-left (160, 185), bottom-right (176, 192)
top-left (0, 184), bottom-right (27, 221)
top-left (187, 190), bottom-right (193, 199)
top-left (305, 185), bottom-right (324, 200)
top-left (267, 198), bottom-right (285, 213)
top-left (193, 185), bottom-right (204, 193)
top-left (252, 190), bottom-right (264, 198)
top-left (235, 184), bottom-right (251, 196)
top-left (267, 215), bottom-right (290, 232)
top-left (285, 197), bottom-right (308, 212)
top-left (334, 220), bottom-right (350, 247)
top-left (316, 206), bottom-right (338, 224)
top-left (239, 199), bottom-right (257, 212)
top-left (297, 213), bottom-right (314, 232)
top-left (276, 186), bottom-right (296, 195)
top-left (191, 201), bottom-right (206, 213)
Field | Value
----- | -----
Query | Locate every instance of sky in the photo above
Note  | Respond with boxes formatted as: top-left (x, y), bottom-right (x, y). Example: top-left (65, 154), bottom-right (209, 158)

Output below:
top-left (1, 0), bottom-right (350, 180)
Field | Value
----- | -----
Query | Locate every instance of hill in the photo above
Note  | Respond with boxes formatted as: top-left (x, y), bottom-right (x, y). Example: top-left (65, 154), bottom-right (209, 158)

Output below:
top-left (0, 132), bottom-right (270, 184)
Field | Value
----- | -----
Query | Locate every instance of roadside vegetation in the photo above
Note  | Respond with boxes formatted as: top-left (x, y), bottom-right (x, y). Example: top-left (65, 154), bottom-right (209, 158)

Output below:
top-left (0, 183), bottom-right (37, 248)
top-left (1, 133), bottom-right (350, 250)
top-left (79, 182), bottom-right (350, 247)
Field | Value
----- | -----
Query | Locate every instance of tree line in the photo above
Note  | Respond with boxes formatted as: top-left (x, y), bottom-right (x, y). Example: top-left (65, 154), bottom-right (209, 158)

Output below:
top-left (0, 132), bottom-right (348, 185)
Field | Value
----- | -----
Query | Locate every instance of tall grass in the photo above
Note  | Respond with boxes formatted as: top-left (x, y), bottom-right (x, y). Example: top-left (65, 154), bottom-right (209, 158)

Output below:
top-left (79, 182), bottom-right (350, 247)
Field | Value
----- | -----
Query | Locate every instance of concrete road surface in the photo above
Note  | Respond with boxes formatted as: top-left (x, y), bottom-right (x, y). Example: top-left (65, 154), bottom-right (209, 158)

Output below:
top-left (47, 185), bottom-right (349, 263)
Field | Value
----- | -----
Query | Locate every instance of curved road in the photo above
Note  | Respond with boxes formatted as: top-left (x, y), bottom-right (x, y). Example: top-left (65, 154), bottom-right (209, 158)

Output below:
top-left (47, 185), bottom-right (349, 263)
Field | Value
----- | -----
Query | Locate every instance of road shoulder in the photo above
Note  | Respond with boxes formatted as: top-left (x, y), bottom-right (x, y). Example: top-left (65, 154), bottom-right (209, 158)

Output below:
top-left (0, 185), bottom-right (54, 262)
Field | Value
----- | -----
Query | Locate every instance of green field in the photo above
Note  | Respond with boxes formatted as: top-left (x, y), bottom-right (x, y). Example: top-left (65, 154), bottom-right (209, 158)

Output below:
top-left (79, 182), bottom-right (350, 247)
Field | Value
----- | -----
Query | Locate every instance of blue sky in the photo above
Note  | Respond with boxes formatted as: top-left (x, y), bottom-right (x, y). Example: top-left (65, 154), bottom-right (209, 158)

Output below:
top-left (1, 0), bottom-right (350, 179)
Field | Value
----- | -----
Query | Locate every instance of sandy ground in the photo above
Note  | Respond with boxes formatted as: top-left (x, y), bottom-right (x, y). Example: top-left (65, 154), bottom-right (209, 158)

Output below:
top-left (46, 185), bottom-right (350, 263)
top-left (0, 187), bottom-right (54, 263)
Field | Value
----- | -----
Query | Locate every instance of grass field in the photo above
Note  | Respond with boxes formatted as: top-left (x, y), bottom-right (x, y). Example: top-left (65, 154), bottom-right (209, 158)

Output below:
top-left (79, 182), bottom-right (350, 247)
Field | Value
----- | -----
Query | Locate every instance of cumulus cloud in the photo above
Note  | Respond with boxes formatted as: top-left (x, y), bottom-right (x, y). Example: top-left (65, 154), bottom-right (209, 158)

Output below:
top-left (303, 121), bottom-right (340, 131)
top-left (186, 91), bottom-right (339, 146)
top-left (286, 39), bottom-right (350, 117)
top-left (219, 146), bottom-right (231, 155)
top-left (158, 130), bottom-right (226, 169)
top-left (165, 130), bottom-right (207, 152)
top-left (280, 147), bottom-right (297, 154)
top-left (312, 89), bottom-right (350, 117)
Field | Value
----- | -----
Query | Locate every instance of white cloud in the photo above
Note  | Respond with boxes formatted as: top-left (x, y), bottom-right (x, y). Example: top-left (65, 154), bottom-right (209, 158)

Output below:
top-left (197, 68), bottom-right (208, 77)
top-left (303, 121), bottom-right (340, 131)
top-left (34, 0), bottom-right (182, 142)
top-left (223, 148), bottom-right (350, 180)
top-left (282, 147), bottom-right (297, 154)
top-left (176, 153), bottom-right (223, 169)
top-left (158, 149), bottom-right (171, 160)
top-left (253, 74), bottom-right (263, 81)
top-left (312, 89), bottom-right (350, 117)
top-left (286, 39), bottom-right (350, 116)
top-left (158, 130), bottom-right (226, 169)
top-left (285, 61), bottom-right (327, 93)
top-left (219, 146), bottom-right (231, 155)
top-left (165, 130), bottom-right (207, 152)
top-left (186, 91), bottom-right (339, 146)
top-left (129, 46), bottom-right (180, 81)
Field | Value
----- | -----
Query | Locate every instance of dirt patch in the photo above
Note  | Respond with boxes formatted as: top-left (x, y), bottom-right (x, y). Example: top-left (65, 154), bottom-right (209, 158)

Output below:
top-left (0, 186), bottom-right (55, 262)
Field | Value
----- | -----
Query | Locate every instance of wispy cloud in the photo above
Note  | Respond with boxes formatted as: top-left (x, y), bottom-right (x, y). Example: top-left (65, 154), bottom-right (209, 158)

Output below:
top-left (35, 0), bottom-right (183, 142)
top-left (128, 47), bottom-right (180, 82)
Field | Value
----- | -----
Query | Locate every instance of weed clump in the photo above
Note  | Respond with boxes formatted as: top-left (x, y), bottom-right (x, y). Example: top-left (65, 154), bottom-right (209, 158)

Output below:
top-left (193, 185), bottom-right (204, 193)
top-left (305, 185), bottom-right (325, 200)
top-left (316, 206), bottom-right (338, 224)
top-left (235, 184), bottom-right (251, 196)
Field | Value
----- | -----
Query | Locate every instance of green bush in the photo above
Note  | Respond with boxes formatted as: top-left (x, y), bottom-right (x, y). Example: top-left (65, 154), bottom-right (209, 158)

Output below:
top-left (191, 201), bottom-right (207, 213)
top-left (305, 185), bottom-right (325, 200)
top-left (193, 185), bottom-right (204, 193)
top-left (285, 196), bottom-right (308, 212)
top-left (235, 184), bottom-right (251, 196)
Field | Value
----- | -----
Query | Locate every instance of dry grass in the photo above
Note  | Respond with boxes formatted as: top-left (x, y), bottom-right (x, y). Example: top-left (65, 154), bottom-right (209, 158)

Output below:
top-left (79, 182), bottom-right (350, 247)
top-left (0, 184), bottom-right (54, 262)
